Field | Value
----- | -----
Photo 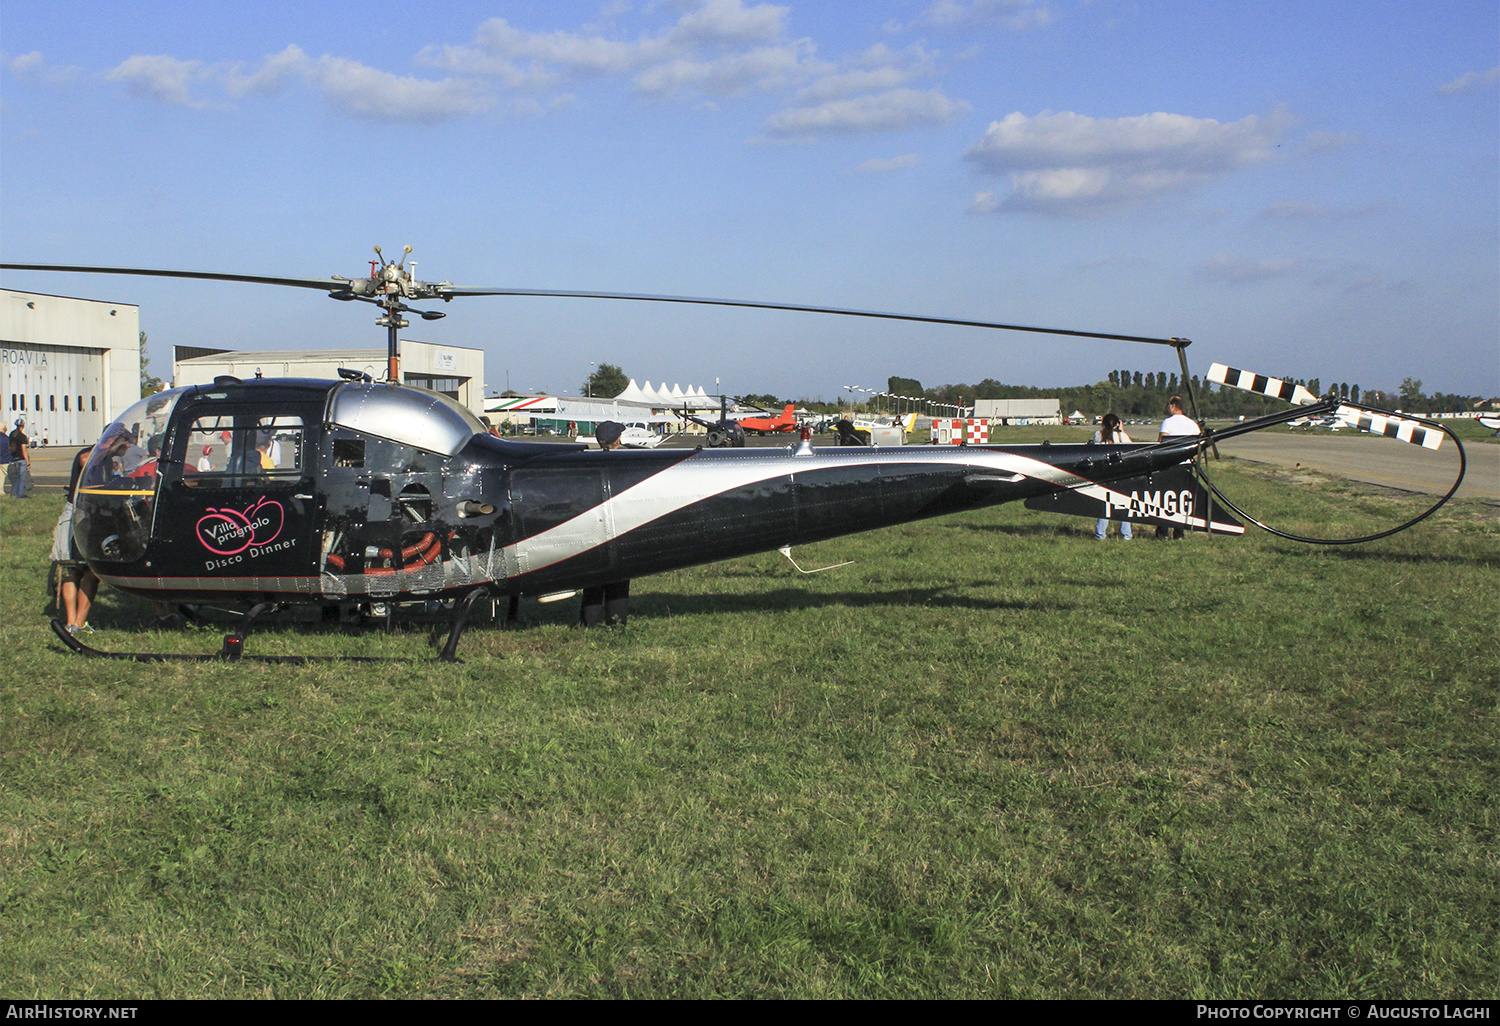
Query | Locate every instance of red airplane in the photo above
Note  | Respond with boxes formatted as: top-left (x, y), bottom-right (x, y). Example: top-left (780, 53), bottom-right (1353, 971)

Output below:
top-left (737, 403), bottom-right (798, 435)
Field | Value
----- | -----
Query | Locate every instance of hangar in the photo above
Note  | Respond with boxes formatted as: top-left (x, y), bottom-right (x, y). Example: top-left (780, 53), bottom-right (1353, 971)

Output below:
top-left (972, 398), bottom-right (1062, 425)
top-left (1, 289), bottom-right (142, 447)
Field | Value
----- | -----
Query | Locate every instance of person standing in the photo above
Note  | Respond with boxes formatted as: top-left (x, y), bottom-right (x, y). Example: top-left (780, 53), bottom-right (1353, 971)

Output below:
top-left (1156, 395), bottom-right (1200, 539)
top-left (7, 417), bottom-right (31, 498)
top-left (1093, 413), bottom-right (1132, 540)
top-left (53, 446), bottom-right (101, 633)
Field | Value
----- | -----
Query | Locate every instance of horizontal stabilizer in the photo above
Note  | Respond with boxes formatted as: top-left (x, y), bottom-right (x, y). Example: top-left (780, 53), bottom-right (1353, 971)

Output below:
top-left (1334, 406), bottom-right (1444, 449)
top-left (1025, 465), bottom-right (1244, 534)
top-left (1209, 363), bottom-right (1319, 406)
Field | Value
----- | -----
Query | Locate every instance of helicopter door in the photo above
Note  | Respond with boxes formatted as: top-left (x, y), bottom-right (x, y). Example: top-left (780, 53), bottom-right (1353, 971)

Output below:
top-left (158, 408), bottom-right (322, 592)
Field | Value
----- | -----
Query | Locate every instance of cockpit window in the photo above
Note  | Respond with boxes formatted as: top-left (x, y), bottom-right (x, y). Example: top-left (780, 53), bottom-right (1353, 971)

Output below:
top-left (327, 383), bottom-right (485, 457)
top-left (80, 388), bottom-right (183, 492)
top-left (74, 388), bottom-right (185, 564)
top-left (184, 413), bottom-right (305, 487)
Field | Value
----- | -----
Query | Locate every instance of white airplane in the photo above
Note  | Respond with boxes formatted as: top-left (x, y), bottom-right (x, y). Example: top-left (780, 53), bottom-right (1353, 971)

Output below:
top-left (580, 424), bottom-right (665, 449)
top-left (618, 425), bottom-right (665, 448)
top-left (1286, 414), bottom-right (1343, 430)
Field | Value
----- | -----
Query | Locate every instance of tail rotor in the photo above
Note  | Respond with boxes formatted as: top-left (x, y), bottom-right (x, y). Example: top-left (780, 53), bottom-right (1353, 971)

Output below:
top-left (1204, 363), bottom-right (1466, 543)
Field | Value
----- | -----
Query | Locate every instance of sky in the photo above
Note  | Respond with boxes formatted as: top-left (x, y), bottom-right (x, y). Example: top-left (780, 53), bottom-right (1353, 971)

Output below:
top-left (2, 0), bottom-right (1496, 403)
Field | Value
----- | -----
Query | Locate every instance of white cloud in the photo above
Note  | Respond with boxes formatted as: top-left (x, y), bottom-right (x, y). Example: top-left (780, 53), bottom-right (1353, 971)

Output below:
top-left (418, 1), bottom-right (799, 92)
top-left (1198, 253), bottom-right (1301, 283)
top-left (965, 109), bottom-right (1289, 213)
top-left (97, 3), bottom-right (957, 132)
top-left (223, 44), bottom-right (311, 97)
top-left (312, 56), bottom-right (494, 121)
top-left (111, 45), bottom-right (493, 123)
top-left (671, 0), bottom-right (789, 45)
top-left (969, 189), bottom-right (998, 213)
top-left (764, 87), bottom-right (969, 137)
top-left (462, 17), bottom-right (674, 75)
top-left (761, 42), bottom-right (945, 136)
top-left (633, 41), bottom-right (814, 96)
top-left (1438, 66), bottom-right (1499, 95)
top-left (6, 50), bottom-right (76, 85)
top-left (106, 54), bottom-right (210, 107)
top-left (857, 153), bottom-right (919, 172)
top-left (8, 51), bottom-right (44, 73)
top-left (795, 65), bottom-right (913, 105)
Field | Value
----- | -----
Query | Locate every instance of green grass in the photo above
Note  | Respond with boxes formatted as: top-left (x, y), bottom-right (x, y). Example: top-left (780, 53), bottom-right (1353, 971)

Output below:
top-left (1, 462), bottom-right (1496, 998)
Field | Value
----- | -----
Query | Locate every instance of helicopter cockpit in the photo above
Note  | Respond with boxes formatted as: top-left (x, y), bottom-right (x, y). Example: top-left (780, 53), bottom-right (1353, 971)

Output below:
top-left (70, 379), bottom-right (496, 574)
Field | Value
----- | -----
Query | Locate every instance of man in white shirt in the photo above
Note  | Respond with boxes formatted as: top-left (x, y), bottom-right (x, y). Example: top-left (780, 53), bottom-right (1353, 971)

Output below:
top-left (1156, 396), bottom-right (1200, 538)
top-left (1159, 395), bottom-right (1199, 442)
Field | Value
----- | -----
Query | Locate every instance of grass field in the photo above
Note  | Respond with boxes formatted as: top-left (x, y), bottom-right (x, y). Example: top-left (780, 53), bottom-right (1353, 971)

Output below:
top-left (1, 459), bottom-right (1496, 999)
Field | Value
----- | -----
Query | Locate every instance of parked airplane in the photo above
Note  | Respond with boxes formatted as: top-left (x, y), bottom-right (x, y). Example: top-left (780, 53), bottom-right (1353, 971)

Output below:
top-left (737, 403), bottom-right (798, 435)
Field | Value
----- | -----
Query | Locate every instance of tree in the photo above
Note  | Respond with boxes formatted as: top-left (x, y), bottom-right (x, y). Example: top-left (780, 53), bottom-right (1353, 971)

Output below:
top-left (1398, 377), bottom-right (1425, 408)
top-left (887, 375), bottom-right (923, 398)
top-left (139, 332), bottom-right (165, 397)
top-left (582, 362), bottom-right (628, 399)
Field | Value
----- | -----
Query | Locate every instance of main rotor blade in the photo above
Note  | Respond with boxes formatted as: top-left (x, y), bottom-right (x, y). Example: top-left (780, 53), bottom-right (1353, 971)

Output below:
top-left (1, 263), bottom-right (351, 292)
top-left (439, 285), bottom-right (1184, 347)
top-left (0, 262), bottom-right (1185, 347)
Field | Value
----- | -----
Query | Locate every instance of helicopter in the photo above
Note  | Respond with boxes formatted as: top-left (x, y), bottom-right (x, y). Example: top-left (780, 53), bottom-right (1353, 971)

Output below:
top-left (0, 249), bottom-right (1466, 663)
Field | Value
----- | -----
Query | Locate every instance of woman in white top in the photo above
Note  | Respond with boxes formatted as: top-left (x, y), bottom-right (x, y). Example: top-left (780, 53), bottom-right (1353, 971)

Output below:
top-left (1093, 413), bottom-right (1132, 540)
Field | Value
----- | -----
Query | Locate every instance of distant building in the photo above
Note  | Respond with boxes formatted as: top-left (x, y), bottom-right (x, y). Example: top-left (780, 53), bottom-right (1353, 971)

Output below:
top-left (485, 378), bottom-right (721, 436)
top-left (1, 288), bottom-right (141, 447)
top-left (484, 393), bottom-right (683, 437)
top-left (173, 339), bottom-right (485, 418)
top-left (972, 398), bottom-right (1062, 425)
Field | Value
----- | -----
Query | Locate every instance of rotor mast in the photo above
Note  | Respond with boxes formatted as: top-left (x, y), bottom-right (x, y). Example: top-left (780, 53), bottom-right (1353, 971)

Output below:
top-left (373, 245), bottom-right (410, 383)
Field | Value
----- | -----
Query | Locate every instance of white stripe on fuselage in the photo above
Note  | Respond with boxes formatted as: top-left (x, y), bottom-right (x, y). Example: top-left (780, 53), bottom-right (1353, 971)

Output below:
top-left (505, 446), bottom-right (1133, 577)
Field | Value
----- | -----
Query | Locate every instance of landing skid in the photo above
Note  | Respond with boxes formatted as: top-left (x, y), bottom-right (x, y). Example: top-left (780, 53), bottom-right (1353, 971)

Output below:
top-left (48, 616), bottom-right (371, 663)
top-left (49, 600), bottom-right (405, 663)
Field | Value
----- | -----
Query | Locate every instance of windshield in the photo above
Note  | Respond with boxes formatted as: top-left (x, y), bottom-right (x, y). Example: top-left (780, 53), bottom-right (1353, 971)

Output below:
top-left (74, 387), bottom-right (185, 563)
top-left (327, 382), bottom-right (486, 456)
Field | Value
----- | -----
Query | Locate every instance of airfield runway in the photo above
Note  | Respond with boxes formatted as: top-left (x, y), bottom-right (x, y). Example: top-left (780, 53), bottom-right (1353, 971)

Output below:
top-left (17, 430), bottom-right (1497, 502)
top-left (1213, 430), bottom-right (1497, 502)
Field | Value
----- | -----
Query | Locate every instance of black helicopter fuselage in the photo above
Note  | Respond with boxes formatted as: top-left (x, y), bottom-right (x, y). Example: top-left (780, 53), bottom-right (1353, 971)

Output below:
top-left (73, 377), bottom-right (1214, 608)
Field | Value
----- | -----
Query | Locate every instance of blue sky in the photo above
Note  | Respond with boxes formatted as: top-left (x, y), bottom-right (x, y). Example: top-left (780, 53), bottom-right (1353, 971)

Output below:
top-left (3, 0), bottom-right (1496, 402)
